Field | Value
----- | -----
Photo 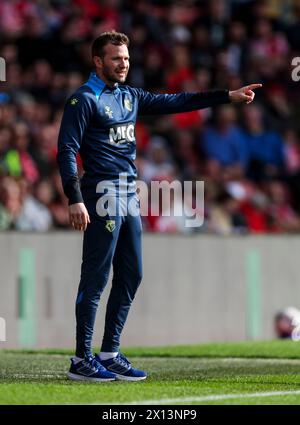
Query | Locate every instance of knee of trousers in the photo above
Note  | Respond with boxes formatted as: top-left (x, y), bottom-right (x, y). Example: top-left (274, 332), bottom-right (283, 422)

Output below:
top-left (130, 270), bottom-right (143, 290)
top-left (80, 262), bottom-right (111, 286)
top-left (114, 270), bottom-right (143, 293)
top-left (124, 273), bottom-right (143, 303)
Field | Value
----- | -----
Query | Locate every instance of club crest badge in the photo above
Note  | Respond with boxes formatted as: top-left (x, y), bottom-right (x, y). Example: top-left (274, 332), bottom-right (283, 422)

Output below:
top-left (105, 106), bottom-right (114, 118)
top-left (70, 98), bottom-right (78, 106)
top-left (105, 220), bottom-right (116, 232)
top-left (124, 98), bottom-right (132, 111)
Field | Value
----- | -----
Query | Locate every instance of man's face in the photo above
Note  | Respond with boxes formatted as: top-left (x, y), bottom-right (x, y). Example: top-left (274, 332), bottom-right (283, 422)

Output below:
top-left (98, 43), bottom-right (130, 84)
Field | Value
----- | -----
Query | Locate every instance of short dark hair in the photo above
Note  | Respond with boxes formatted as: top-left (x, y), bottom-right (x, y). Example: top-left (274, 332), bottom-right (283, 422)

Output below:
top-left (91, 31), bottom-right (130, 58)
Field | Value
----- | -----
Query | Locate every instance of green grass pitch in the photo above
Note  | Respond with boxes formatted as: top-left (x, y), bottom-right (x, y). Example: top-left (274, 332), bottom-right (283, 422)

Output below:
top-left (1, 341), bottom-right (300, 405)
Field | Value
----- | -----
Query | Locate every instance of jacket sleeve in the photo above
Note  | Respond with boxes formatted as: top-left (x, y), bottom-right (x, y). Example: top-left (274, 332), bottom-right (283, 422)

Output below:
top-left (134, 88), bottom-right (230, 115)
top-left (57, 93), bottom-right (94, 205)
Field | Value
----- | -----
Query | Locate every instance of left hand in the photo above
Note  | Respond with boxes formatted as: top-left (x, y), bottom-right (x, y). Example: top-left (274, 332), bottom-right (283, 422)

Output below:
top-left (229, 84), bottom-right (262, 104)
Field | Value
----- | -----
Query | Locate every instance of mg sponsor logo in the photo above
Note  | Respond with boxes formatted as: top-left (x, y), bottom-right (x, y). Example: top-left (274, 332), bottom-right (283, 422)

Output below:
top-left (109, 123), bottom-right (135, 145)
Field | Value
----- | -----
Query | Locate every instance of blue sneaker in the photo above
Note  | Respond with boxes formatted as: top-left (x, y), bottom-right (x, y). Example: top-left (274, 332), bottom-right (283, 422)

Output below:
top-left (67, 354), bottom-right (116, 382)
top-left (96, 353), bottom-right (147, 381)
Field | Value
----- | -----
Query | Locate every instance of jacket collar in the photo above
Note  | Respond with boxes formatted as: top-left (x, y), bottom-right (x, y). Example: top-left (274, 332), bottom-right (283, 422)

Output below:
top-left (85, 72), bottom-right (119, 99)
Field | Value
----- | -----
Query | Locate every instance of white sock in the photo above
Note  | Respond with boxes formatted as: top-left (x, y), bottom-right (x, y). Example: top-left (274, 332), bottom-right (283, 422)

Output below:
top-left (73, 356), bottom-right (84, 364)
top-left (99, 351), bottom-right (118, 360)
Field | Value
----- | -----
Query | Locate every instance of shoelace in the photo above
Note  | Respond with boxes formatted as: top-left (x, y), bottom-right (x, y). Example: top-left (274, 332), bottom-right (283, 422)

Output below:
top-left (84, 355), bottom-right (105, 373)
top-left (116, 353), bottom-right (131, 369)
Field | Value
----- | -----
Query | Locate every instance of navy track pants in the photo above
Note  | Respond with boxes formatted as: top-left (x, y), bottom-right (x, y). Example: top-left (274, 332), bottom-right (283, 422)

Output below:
top-left (75, 195), bottom-right (143, 358)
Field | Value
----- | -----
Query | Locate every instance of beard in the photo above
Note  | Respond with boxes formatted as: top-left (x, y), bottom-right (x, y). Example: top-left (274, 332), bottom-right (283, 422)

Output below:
top-left (102, 64), bottom-right (128, 84)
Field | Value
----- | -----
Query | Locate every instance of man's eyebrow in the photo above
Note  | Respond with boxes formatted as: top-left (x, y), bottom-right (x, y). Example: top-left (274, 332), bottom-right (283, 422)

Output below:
top-left (111, 56), bottom-right (130, 60)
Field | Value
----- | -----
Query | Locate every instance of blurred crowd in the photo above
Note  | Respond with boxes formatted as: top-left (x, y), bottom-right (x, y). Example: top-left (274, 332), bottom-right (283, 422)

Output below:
top-left (1, 0), bottom-right (300, 233)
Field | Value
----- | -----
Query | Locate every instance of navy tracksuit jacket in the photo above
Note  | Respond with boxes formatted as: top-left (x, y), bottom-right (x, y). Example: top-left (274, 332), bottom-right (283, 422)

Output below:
top-left (57, 71), bottom-right (230, 357)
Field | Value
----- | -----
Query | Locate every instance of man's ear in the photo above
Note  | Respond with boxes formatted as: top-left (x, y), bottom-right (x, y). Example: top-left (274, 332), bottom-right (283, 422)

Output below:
top-left (93, 56), bottom-right (103, 69)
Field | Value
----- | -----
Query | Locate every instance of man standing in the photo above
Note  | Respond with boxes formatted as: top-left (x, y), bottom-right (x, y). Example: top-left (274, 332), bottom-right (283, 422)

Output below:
top-left (57, 31), bottom-right (261, 382)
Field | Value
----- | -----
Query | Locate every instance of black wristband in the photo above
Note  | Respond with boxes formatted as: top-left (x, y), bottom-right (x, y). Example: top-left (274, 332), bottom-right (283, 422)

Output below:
top-left (196, 89), bottom-right (230, 108)
top-left (207, 89), bottom-right (230, 104)
top-left (63, 175), bottom-right (84, 205)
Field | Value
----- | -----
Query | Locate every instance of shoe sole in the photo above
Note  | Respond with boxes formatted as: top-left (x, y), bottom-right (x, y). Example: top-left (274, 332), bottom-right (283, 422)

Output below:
top-left (114, 374), bottom-right (147, 381)
top-left (67, 372), bottom-right (116, 382)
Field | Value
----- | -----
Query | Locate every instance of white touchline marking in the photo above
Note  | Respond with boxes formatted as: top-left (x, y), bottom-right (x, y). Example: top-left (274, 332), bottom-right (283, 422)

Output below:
top-left (126, 390), bottom-right (300, 405)
top-left (2, 373), bottom-right (66, 379)
top-left (217, 357), bottom-right (300, 364)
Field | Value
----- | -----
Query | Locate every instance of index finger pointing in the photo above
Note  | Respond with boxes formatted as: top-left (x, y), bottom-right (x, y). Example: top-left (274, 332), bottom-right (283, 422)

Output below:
top-left (247, 83), bottom-right (262, 90)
